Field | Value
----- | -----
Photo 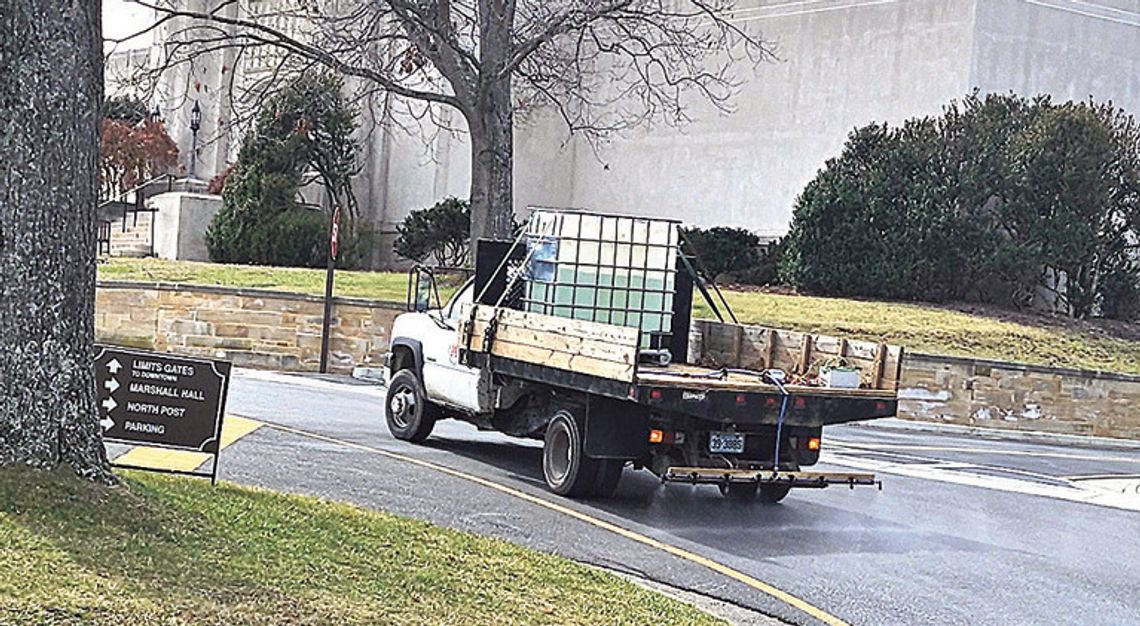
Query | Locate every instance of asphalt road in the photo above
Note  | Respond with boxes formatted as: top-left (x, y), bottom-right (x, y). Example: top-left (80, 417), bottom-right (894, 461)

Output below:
top-left (212, 370), bottom-right (1140, 626)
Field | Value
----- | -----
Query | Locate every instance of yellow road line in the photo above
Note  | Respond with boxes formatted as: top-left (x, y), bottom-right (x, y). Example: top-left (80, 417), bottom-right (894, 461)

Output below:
top-left (261, 419), bottom-right (849, 626)
top-left (113, 415), bottom-right (264, 472)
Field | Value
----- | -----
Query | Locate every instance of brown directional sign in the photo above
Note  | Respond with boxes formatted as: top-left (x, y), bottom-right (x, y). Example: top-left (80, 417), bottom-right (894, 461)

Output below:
top-left (95, 346), bottom-right (231, 453)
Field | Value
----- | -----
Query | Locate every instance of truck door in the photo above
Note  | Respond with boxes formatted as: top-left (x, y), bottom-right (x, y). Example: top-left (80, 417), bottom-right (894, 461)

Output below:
top-left (421, 281), bottom-right (487, 412)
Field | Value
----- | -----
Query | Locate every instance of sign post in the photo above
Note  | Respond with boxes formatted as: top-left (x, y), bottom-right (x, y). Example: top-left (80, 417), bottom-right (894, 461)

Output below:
top-left (319, 205), bottom-right (341, 373)
top-left (96, 345), bottom-right (231, 483)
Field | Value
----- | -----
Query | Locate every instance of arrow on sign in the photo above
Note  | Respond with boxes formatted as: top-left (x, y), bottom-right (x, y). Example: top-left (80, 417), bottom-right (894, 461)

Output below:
top-left (102, 397), bottom-right (117, 413)
top-left (100, 416), bottom-right (115, 432)
top-left (104, 378), bottom-right (120, 393)
top-left (107, 358), bottom-right (122, 375)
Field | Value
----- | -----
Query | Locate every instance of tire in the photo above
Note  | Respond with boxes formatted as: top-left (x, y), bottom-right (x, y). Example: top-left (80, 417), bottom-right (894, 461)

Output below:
top-left (592, 460), bottom-right (624, 499)
top-left (542, 409), bottom-right (598, 497)
top-left (759, 484), bottom-right (792, 504)
top-left (385, 369), bottom-right (438, 443)
top-left (719, 482), bottom-right (759, 502)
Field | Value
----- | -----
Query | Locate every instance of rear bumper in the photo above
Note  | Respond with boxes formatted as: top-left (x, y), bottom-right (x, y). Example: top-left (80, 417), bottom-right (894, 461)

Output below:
top-left (639, 387), bottom-right (897, 427)
top-left (663, 466), bottom-right (880, 490)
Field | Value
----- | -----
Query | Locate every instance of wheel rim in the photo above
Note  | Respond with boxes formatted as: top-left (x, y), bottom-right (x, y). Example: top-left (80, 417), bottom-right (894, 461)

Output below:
top-left (545, 422), bottom-right (572, 485)
top-left (388, 385), bottom-right (417, 429)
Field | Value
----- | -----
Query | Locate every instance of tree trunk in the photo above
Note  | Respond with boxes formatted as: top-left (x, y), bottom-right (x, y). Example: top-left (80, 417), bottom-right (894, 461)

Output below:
top-left (0, 0), bottom-right (114, 482)
top-left (468, 102), bottom-right (515, 249)
top-left (468, 0), bottom-right (517, 260)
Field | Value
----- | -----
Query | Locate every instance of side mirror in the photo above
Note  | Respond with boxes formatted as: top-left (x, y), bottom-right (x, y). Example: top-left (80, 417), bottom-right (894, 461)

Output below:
top-left (408, 266), bottom-right (437, 312)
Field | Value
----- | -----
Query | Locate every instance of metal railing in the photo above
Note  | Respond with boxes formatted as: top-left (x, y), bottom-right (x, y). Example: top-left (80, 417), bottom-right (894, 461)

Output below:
top-left (98, 173), bottom-right (176, 231)
top-left (95, 174), bottom-right (177, 257)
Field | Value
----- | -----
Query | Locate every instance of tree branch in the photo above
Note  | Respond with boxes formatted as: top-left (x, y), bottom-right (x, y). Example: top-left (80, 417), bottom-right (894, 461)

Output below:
top-left (129, 0), bottom-right (465, 110)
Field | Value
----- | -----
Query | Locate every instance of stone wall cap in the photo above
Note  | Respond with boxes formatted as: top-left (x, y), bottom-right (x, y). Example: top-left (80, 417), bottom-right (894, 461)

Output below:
top-left (907, 350), bottom-right (1140, 384)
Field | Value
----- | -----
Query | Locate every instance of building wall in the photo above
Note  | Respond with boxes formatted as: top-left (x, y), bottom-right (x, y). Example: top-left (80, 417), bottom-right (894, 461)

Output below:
top-left (95, 282), bottom-right (1140, 440)
top-left (549, 0), bottom-right (980, 235)
top-left (152, 0), bottom-right (238, 182)
top-left (970, 0), bottom-right (1140, 108)
top-left (107, 0), bottom-right (1140, 260)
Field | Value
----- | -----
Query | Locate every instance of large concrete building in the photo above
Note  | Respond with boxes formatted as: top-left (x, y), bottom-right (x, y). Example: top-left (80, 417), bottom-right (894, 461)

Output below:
top-left (109, 0), bottom-right (1140, 263)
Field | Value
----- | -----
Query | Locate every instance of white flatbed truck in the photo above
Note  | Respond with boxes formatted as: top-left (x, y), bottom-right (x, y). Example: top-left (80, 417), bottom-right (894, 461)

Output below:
top-left (384, 210), bottom-right (902, 502)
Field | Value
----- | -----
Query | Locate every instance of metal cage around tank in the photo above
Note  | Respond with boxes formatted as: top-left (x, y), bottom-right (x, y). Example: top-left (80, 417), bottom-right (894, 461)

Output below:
top-left (520, 209), bottom-right (681, 348)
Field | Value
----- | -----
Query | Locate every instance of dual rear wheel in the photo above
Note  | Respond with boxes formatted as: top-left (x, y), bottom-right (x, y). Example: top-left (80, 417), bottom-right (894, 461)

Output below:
top-left (542, 410), bottom-right (623, 498)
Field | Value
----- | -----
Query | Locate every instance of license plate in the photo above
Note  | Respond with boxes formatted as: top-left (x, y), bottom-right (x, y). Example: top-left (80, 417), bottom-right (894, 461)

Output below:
top-left (709, 432), bottom-right (745, 454)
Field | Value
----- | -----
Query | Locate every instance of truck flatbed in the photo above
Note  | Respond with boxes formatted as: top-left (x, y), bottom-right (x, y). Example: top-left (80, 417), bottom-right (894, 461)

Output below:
top-left (636, 363), bottom-right (897, 399)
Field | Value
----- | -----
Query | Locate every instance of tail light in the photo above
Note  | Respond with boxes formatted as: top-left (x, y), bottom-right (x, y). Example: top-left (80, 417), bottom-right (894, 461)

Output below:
top-left (648, 429), bottom-right (684, 445)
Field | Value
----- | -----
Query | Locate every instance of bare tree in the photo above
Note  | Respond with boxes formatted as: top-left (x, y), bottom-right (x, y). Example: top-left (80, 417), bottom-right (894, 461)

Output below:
top-left (124, 0), bottom-right (772, 249)
top-left (1, 0), bottom-right (114, 481)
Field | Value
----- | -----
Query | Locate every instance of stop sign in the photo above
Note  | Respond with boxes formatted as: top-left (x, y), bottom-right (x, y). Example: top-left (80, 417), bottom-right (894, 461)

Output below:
top-left (330, 206), bottom-right (341, 260)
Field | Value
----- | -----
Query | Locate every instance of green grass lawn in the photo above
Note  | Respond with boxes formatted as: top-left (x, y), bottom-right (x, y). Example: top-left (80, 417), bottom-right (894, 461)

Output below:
top-left (0, 468), bottom-right (722, 626)
top-left (99, 258), bottom-right (1140, 375)
top-left (99, 257), bottom-right (413, 302)
top-left (695, 290), bottom-right (1140, 375)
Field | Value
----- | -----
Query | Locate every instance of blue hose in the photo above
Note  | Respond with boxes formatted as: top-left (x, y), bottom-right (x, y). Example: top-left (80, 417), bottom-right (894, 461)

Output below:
top-left (766, 374), bottom-right (791, 471)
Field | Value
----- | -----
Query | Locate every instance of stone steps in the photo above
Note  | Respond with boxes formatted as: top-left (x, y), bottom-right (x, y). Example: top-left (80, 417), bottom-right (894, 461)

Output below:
top-left (105, 212), bottom-right (153, 258)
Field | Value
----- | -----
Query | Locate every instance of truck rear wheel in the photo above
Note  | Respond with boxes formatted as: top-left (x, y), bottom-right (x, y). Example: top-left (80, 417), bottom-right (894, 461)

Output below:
top-left (385, 369), bottom-right (438, 443)
top-left (543, 410), bottom-right (599, 497)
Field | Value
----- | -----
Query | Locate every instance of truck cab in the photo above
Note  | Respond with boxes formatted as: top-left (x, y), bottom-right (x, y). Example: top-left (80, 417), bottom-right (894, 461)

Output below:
top-left (389, 274), bottom-right (489, 414)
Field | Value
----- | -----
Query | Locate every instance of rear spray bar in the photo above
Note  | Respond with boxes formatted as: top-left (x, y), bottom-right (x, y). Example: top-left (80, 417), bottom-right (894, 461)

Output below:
top-left (663, 467), bottom-right (881, 490)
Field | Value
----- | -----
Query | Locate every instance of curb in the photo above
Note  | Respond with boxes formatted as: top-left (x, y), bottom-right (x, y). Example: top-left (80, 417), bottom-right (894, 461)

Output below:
top-left (850, 418), bottom-right (1140, 451)
top-left (606, 568), bottom-right (784, 626)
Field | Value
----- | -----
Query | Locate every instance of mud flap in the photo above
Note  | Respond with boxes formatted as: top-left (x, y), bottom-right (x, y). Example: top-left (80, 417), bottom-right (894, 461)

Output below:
top-left (582, 395), bottom-right (650, 460)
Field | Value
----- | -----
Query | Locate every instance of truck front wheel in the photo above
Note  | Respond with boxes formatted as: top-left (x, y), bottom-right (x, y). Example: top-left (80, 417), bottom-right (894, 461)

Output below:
top-left (543, 410), bottom-right (599, 497)
top-left (385, 369), bottom-right (438, 443)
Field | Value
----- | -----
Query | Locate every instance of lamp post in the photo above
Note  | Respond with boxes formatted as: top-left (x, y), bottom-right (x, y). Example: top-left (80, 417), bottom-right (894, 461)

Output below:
top-left (189, 101), bottom-right (202, 178)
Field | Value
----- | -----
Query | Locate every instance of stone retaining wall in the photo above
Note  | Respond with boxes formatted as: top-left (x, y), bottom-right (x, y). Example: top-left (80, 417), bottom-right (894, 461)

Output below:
top-left (94, 282), bottom-right (1140, 439)
top-left (96, 282), bottom-right (399, 373)
top-left (899, 353), bottom-right (1140, 440)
